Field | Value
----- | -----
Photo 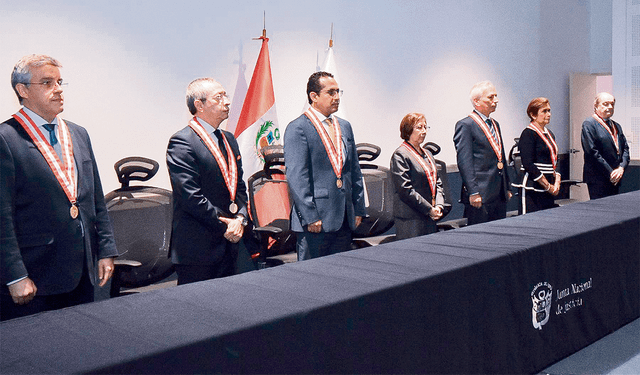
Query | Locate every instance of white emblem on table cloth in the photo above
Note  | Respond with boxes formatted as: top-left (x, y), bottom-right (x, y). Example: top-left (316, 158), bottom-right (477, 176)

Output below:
top-left (531, 282), bottom-right (553, 330)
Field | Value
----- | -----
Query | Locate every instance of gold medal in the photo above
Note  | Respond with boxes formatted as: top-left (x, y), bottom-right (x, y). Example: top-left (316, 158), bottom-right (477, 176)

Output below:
top-left (336, 178), bottom-right (343, 188)
top-left (497, 162), bottom-right (504, 170)
top-left (229, 202), bottom-right (238, 214)
top-left (70, 204), bottom-right (79, 219)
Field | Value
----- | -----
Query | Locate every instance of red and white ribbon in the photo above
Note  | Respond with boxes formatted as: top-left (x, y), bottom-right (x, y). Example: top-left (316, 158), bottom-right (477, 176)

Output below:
top-left (188, 117), bottom-right (238, 203)
top-left (526, 123), bottom-right (558, 170)
top-left (304, 109), bottom-right (343, 181)
top-left (592, 114), bottom-right (619, 154)
top-left (13, 109), bottom-right (77, 206)
top-left (469, 112), bottom-right (503, 163)
top-left (401, 141), bottom-right (438, 201)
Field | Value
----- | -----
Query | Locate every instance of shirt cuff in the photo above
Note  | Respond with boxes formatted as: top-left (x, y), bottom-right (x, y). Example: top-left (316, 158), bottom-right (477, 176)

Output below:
top-left (7, 276), bottom-right (28, 286)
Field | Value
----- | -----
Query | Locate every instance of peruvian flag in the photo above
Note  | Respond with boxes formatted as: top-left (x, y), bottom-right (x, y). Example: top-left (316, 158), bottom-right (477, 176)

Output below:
top-left (234, 34), bottom-right (281, 181)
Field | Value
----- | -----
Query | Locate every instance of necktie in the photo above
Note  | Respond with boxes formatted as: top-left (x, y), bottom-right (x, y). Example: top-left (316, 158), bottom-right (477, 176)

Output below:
top-left (213, 129), bottom-right (228, 162)
top-left (43, 123), bottom-right (58, 146)
top-left (486, 118), bottom-right (497, 143)
top-left (325, 118), bottom-right (336, 147)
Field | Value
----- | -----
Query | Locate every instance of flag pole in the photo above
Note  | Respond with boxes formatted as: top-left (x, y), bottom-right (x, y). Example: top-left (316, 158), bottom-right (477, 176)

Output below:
top-left (253, 11), bottom-right (267, 40)
top-left (329, 22), bottom-right (333, 48)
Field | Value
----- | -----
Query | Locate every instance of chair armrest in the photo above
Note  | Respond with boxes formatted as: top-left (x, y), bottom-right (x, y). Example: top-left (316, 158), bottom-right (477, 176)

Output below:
top-left (253, 226), bottom-right (283, 235)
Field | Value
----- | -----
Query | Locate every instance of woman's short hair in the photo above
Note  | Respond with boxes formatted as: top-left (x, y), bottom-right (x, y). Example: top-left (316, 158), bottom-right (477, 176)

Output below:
top-left (400, 112), bottom-right (426, 141)
top-left (526, 97), bottom-right (550, 121)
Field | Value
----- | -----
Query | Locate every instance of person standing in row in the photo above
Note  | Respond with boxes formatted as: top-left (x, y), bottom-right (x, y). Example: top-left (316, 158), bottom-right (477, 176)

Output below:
top-left (167, 78), bottom-right (249, 285)
top-left (390, 113), bottom-right (444, 240)
top-left (454, 81), bottom-right (511, 226)
top-left (581, 92), bottom-right (630, 199)
top-left (0, 54), bottom-right (117, 320)
top-left (284, 71), bottom-right (366, 260)
top-left (516, 97), bottom-right (560, 213)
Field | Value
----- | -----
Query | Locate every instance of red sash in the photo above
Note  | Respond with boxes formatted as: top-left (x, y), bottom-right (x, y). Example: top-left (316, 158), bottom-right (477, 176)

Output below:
top-left (304, 109), bottom-right (343, 182)
top-left (13, 109), bottom-right (77, 208)
top-left (188, 117), bottom-right (238, 203)
top-left (592, 114), bottom-right (619, 154)
top-left (526, 123), bottom-right (558, 170)
top-left (401, 142), bottom-right (437, 204)
top-left (469, 112), bottom-right (503, 163)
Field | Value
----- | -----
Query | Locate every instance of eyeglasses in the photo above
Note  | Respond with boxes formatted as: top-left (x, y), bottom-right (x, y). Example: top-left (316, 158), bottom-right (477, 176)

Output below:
top-left (321, 89), bottom-right (343, 97)
top-left (414, 124), bottom-right (431, 131)
top-left (28, 79), bottom-right (67, 89)
top-left (202, 92), bottom-right (229, 103)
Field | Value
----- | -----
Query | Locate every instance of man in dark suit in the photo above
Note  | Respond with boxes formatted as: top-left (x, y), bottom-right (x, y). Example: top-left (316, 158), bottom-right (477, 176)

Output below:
top-left (167, 78), bottom-right (249, 285)
top-left (0, 54), bottom-right (118, 321)
top-left (284, 71), bottom-right (366, 261)
top-left (581, 92), bottom-right (630, 199)
top-left (454, 81), bottom-right (511, 226)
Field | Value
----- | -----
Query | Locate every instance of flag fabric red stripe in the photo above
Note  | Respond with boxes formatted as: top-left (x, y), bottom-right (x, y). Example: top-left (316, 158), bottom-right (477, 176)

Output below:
top-left (235, 37), bottom-right (275, 138)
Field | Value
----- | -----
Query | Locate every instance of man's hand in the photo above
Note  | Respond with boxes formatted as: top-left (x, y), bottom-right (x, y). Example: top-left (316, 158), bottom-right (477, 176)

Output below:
top-left (98, 257), bottom-right (115, 287)
top-left (307, 220), bottom-right (322, 233)
top-left (610, 167), bottom-right (624, 185)
top-left (470, 194), bottom-right (482, 208)
top-left (429, 206), bottom-right (443, 220)
top-left (8, 278), bottom-right (37, 305)
top-left (355, 216), bottom-right (363, 228)
top-left (220, 216), bottom-right (244, 243)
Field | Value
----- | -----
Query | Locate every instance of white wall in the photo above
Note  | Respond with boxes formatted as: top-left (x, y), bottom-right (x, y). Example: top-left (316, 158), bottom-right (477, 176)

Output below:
top-left (0, 0), bottom-right (593, 192)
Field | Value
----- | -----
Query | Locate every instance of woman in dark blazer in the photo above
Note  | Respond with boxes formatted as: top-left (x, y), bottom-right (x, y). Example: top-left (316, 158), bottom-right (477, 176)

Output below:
top-left (516, 97), bottom-right (560, 213)
top-left (390, 113), bottom-right (444, 240)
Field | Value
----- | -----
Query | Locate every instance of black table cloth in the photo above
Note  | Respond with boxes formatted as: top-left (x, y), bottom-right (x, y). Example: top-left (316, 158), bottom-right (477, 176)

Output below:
top-left (1, 191), bottom-right (638, 374)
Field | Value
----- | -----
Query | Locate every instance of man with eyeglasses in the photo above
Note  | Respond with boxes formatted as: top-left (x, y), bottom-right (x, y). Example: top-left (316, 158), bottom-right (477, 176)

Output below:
top-left (166, 78), bottom-right (249, 285)
top-left (0, 54), bottom-right (118, 320)
top-left (284, 71), bottom-right (366, 260)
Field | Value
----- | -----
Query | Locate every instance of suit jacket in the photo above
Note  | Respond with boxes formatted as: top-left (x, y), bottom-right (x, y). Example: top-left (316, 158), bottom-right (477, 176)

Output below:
top-left (0, 117), bottom-right (118, 295)
top-left (390, 144), bottom-right (445, 220)
top-left (453, 114), bottom-right (511, 205)
top-left (284, 114), bottom-right (366, 233)
top-left (518, 127), bottom-right (558, 191)
top-left (166, 125), bottom-right (248, 265)
top-left (581, 116), bottom-right (630, 185)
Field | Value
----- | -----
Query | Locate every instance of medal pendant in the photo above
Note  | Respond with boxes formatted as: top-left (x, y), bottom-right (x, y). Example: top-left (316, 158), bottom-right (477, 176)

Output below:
top-left (229, 202), bottom-right (238, 214)
top-left (70, 205), bottom-right (79, 219)
top-left (497, 162), bottom-right (504, 170)
top-left (336, 178), bottom-right (343, 188)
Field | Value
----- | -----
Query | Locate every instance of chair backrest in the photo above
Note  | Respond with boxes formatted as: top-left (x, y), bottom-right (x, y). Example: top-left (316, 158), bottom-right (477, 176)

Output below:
top-left (353, 143), bottom-right (395, 238)
top-left (104, 157), bottom-right (174, 288)
top-left (247, 145), bottom-right (295, 255)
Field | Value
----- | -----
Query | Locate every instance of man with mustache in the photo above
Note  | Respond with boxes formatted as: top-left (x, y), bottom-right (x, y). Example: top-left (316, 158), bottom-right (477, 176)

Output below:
top-left (581, 92), bottom-right (630, 199)
top-left (284, 71), bottom-right (366, 260)
top-left (166, 78), bottom-right (249, 284)
top-left (454, 80), bottom-right (512, 225)
top-left (0, 54), bottom-right (118, 320)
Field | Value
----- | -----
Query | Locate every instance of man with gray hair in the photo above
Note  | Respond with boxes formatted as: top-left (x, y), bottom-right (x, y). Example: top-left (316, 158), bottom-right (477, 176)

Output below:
top-left (453, 81), bottom-right (511, 225)
top-left (0, 54), bottom-right (118, 320)
top-left (581, 92), bottom-right (630, 199)
top-left (166, 78), bottom-right (249, 285)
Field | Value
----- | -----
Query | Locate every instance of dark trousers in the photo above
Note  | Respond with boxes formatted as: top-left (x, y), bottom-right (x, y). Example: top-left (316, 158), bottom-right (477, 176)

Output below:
top-left (174, 243), bottom-right (238, 285)
top-left (464, 198), bottom-right (507, 226)
top-left (394, 217), bottom-right (437, 241)
top-left (587, 182), bottom-right (619, 200)
top-left (1, 265), bottom-right (94, 321)
top-left (296, 214), bottom-right (352, 261)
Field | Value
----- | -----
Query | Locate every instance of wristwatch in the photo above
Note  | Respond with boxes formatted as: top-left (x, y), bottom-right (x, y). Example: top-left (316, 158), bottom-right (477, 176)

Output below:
top-left (235, 215), bottom-right (248, 227)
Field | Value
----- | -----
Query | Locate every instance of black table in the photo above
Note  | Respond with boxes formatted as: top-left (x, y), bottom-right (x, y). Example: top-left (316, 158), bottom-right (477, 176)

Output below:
top-left (1, 191), bottom-right (638, 374)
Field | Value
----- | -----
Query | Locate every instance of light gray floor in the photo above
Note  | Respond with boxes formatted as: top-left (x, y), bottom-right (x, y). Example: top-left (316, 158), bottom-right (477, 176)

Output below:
top-left (541, 318), bottom-right (640, 375)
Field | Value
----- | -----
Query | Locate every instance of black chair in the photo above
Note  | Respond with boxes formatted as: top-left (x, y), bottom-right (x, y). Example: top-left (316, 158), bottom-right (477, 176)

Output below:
top-left (104, 157), bottom-right (174, 296)
top-left (246, 145), bottom-right (296, 268)
top-left (350, 143), bottom-right (395, 247)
